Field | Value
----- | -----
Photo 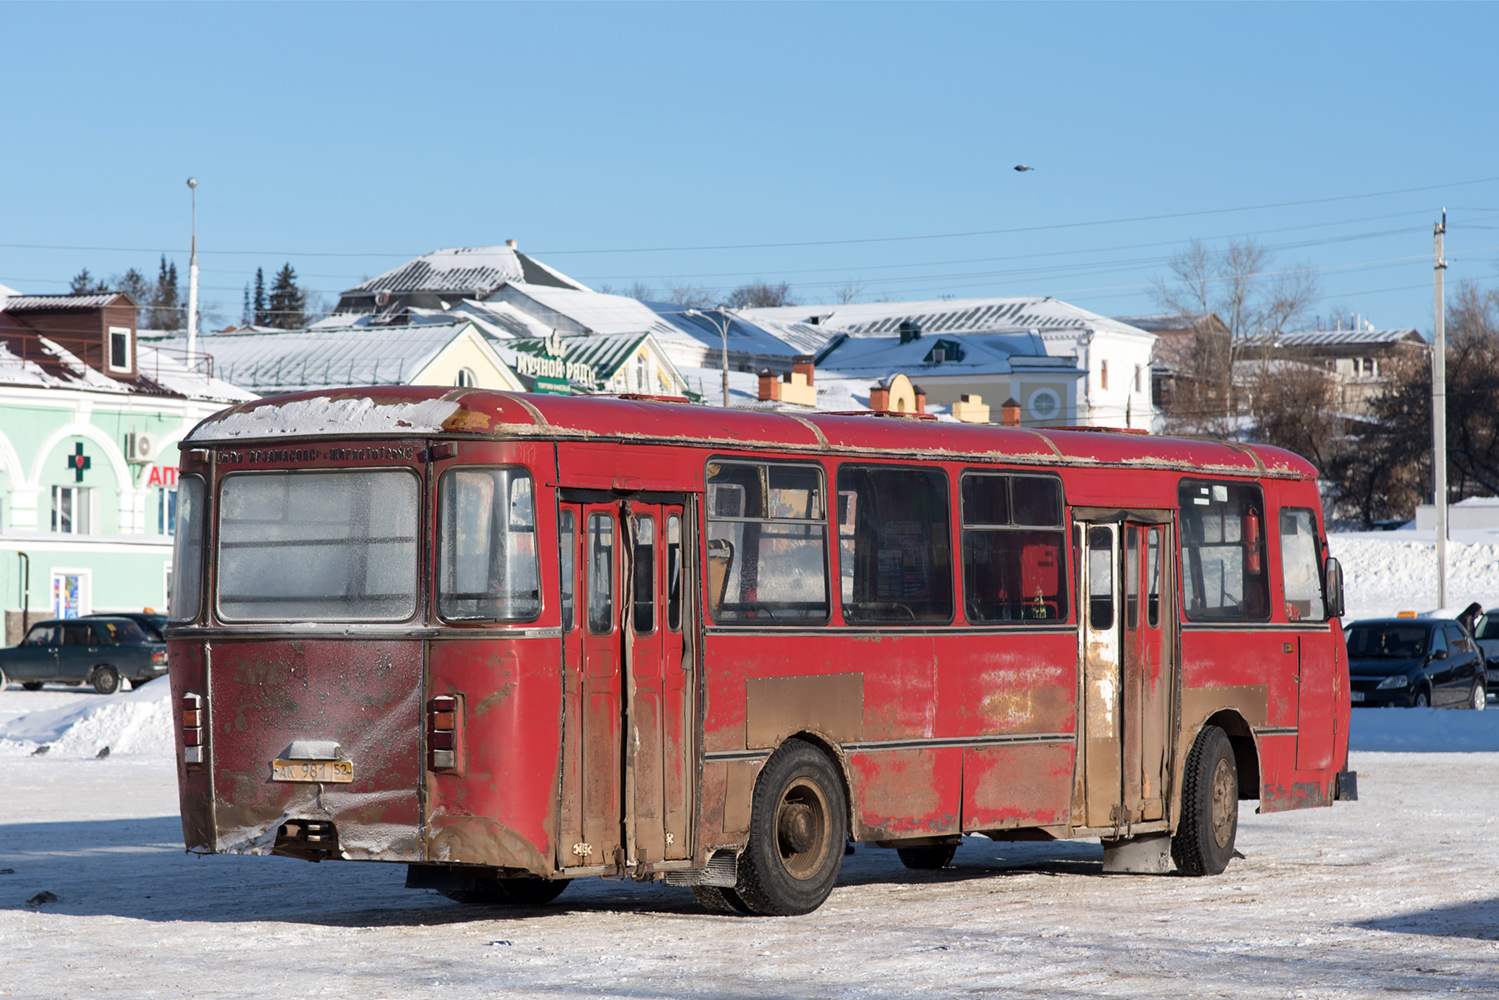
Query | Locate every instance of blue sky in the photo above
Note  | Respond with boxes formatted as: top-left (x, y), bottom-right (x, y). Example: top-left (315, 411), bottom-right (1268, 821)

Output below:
top-left (3, 1), bottom-right (1497, 332)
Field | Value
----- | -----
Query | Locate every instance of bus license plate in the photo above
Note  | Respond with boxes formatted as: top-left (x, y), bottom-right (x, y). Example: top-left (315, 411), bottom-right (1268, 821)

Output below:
top-left (1350, 691), bottom-right (1364, 703)
top-left (271, 759), bottom-right (354, 783)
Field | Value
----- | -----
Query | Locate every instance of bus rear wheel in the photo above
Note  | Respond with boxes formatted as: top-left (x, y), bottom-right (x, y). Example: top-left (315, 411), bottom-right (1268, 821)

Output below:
top-left (1171, 725), bottom-right (1238, 877)
top-left (735, 739), bottom-right (847, 916)
top-left (441, 877), bottom-right (569, 906)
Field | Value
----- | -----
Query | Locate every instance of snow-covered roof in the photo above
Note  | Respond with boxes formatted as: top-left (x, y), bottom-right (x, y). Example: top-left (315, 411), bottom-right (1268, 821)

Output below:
top-left (744, 296), bottom-right (1154, 340)
top-left (146, 322), bottom-right (487, 395)
top-left (649, 304), bottom-right (834, 358)
top-left (500, 284), bottom-right (684, 337)
top-left (502, 332), bottom-right (654, 380)
top-left (815, 329), bottom-right (1076, 379)
top-left (1113, 313), bottom-right (1208, 332)
top-left (0, 336), bottom-right (251, 402)
top-left (342, 246), bottom-right (588, 298)
top-left (3, 291), bottom-right (131, 311)
top-left (1268, 329), bottom-right (1424, 348)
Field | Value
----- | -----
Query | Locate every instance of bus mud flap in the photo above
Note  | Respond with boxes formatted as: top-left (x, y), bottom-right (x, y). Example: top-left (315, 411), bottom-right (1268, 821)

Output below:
top-left (661, 848), bottom-right (739, 887)
top-left (1101, 832), bottom-right (1171, 873)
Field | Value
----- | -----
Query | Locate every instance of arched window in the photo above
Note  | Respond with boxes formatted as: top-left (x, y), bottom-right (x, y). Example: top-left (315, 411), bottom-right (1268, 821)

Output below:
top-left (454, 368), bottom-right (477, 388)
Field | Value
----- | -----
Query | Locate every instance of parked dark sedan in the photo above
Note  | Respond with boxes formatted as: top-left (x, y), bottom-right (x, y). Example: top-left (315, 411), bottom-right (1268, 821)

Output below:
top-left (0, 617), bottom-right (167, 694)
top-left (82, 611), bottom-right (168, 642)
top-left (1347, 617), bottom-right (1486, 709)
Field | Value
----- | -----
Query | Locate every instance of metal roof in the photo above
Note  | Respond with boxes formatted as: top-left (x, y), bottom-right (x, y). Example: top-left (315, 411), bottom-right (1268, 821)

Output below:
top-left (2, 292), bottom-right (130, 311)
top-left (1268, 329), bottom-right (1424, 347)
top-left (343, 246), bottom-right (587, 297)
top-left (503, 332), bottom-right (654, 380)
top-left (744, 296), bottom-right (1154, 340)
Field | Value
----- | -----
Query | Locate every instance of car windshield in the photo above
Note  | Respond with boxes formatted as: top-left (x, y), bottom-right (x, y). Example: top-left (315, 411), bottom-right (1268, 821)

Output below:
top-left (1347, 624), bottom-right (1429, 659)
top-left (93, 620), bottom-right (147, 644)
top-left (1475, 615), bottom-right (1499, 641)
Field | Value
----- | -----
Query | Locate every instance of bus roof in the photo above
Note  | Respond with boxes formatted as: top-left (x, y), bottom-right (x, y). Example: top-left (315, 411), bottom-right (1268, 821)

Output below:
top-left (184, 386), bottom-right (1318, 480)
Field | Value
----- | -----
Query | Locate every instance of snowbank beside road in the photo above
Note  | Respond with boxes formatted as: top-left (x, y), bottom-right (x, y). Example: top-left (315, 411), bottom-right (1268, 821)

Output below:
top-left (1331, 530), bottom-right (1499, 621)
top-left (0, 681), bottom-right (173, 758)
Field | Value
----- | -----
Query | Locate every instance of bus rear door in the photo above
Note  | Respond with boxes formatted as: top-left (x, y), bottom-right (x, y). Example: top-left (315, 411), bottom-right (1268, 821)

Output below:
top-left (1077, 515), bottom-right (1176, 832)
top-left (558, 495), bottom-right (696, 873)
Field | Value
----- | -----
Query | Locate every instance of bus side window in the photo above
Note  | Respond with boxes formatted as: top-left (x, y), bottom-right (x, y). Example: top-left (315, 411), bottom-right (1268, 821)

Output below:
top-left (1125, 528), bottom-right (1139, 630)
top-left (960, 473), bottom-right (1067, 623)
top-left (1088, 527), bottom-right (1114, 631)
top-left (1178, 479), bottom-right (1270, 621)
top-left (1277, 507), bottom-right (1326, 622)
top-left (837, 464), bottom-right (952, 623)
top-left (666, 515), bottom-right (682, 632)
top-left (559, 510), bottom-right (576, 632)
top-left (587, 514), bottom-right (615, 634)
top-left (705, 461), bottom-right (828, 623)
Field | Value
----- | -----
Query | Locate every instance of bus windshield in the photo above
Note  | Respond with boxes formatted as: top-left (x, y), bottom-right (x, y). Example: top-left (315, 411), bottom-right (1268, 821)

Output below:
top-left (217, 470), bottom-right (420, 621)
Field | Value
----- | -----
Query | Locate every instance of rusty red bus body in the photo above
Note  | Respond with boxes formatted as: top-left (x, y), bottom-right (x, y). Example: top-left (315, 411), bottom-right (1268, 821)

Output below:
top-left (166, 387), bottom-right (1353, 912)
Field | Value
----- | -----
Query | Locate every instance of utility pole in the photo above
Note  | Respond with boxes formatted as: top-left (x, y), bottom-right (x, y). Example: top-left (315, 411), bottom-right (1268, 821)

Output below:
top-left (1432, 209), bottom-right (1448, 608)
top-left (186, 177), bottom-right (199, 367)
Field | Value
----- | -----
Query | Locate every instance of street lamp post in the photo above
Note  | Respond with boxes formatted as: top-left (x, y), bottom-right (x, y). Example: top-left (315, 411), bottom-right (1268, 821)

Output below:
top-left (186, 177), bottom-right (199, 367)
top-left (686, 306), bottom-right (734, 408)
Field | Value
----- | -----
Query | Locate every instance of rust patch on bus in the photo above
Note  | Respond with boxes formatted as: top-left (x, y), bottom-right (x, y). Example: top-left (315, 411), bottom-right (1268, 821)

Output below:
top-left (1180, 685), bottom-right (1268, 730)
top-left (722, 759), bottom-right (763, 837)
top-left (426, 816), bottom-right (549, 874)
top-left (441, 409), bottom-right (492, 432)
top-left (1259, 779), bottom-right (1331, 813)
top-left (745, 673), bottom-right (864, 749)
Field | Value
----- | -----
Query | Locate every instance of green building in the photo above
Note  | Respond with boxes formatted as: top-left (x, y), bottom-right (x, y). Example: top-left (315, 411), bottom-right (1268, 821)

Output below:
top-left (0, 288), bottom-right (251, 643)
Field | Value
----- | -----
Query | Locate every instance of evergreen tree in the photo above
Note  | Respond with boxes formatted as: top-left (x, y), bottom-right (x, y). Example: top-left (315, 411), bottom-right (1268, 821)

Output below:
top-left (252, 268), bottom-right (267, 326)
top-left (151, 255), bottom-right (182, 330)
top-left (266, 263), bottom-right (306, 329)
top-left (110, 268), bottom-right (154, 326)
top-left (242, 283), bottom-right (251, 326)
top-left (69, 268), bottom-right (106, 294)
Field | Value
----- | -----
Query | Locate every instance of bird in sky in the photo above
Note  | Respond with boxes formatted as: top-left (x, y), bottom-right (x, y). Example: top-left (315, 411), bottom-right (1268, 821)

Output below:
top-left (1014, 165), bottom-right (1034, 172)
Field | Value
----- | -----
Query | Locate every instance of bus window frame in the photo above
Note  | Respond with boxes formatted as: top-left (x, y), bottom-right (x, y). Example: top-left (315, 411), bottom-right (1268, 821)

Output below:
top-left (214, 466), bottom-right (425, 625)
top-left (957, 470), bottom-right (1069, 627)
top-left (434, 464), bottom-right (543, 626)
top-left (835, 461), bottom-right (956, 627)
top-left (1177, 477), bottom-right (1272, 624)
top-left (703, 456), bottom-right (832, 627)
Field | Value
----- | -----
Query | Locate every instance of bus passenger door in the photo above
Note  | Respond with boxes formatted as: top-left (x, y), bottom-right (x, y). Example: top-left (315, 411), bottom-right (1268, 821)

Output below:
top-left (558, 502), bottom-right (625, 871)
top-left (624, 499), bottom-right (695, 864)
top-left (1121, 522), bottom-right (1173, 824)
top-left (1080, 523), bottom-right (1123, 829)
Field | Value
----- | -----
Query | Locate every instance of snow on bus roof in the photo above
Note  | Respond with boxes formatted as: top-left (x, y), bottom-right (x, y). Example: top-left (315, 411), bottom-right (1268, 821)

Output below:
top-left (185, 387), bottom-right (1316, 478)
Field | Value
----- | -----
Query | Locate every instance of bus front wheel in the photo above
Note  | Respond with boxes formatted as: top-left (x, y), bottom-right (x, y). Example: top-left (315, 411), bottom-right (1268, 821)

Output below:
top-left (735, 739), bottom-right (847, 916)
top-left (1171, 725), bottom-right (1238, 877)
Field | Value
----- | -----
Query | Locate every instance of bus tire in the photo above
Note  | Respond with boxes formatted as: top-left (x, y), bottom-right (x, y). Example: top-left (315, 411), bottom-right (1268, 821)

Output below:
top-left (690, 885), bottom-right (754, 915)
top-left (1171, 725), bottom-right (1238, 877)
top-left (441, 877), bottom-right (569, 906)
top-left (734, 739), bottom-right (847, 916)
top-left (897, 843), bottom-right (958, 870)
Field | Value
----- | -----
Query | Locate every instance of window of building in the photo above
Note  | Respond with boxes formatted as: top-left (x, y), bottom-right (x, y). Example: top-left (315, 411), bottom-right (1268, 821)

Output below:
top-left (1179, 479), bottom-right (1270, 621)
top-left (838, 465), bottom-right (952, 622)
top-left (454, 368), bottom-right (477, 388)
top-left (960, 474), bottom-right (1068, 623)
top-left (51, 486), bottom-right (91, 534)
top-left (158, 486), bottom-right (178, 536)
top-left (1134, 364), bottom-right (1143, 393)
top-left (706, 460), bottom-right (828, 623)
top-left (1100, 359), bottom-right (1109, 390)
top-left (1278, 507), bottom-right (1326, 622)
top-left (108, 326), bottom-right (131, 372)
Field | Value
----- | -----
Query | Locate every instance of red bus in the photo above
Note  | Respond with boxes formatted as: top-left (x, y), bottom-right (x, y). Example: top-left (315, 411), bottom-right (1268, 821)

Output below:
top-left (167, 387), bottom-right (1355, 916)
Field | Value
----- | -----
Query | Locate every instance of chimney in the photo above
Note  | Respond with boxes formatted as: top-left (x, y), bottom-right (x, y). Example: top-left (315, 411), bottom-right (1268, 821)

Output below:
top-left (869, 381), bottom-right (890, 412)
top-left (758, 369), bottom-right (781, 402)
top-left (1001, 396), bottom-right (1022, 427)
top-left (793, 354), bottom-right (815, 386)
top-left (913, 384), bottom-right (927, 415)
top-left (898, 320), bottom-right (922, 345)
top-left (506, 239), bottom-right (518, 249)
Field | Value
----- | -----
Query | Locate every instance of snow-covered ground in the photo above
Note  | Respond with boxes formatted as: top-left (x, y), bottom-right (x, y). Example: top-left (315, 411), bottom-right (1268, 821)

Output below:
top-left (1331, 527), bottom-right (1499, 621)
top-left (2, 529), bottom-right (1498, 999)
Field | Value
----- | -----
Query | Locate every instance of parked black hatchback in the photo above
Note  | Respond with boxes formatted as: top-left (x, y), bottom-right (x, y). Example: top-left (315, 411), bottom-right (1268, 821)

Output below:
top-left (1346, 618), bottom-right (1486, 709)
top-left (0, 617), bottom-right (167, 694)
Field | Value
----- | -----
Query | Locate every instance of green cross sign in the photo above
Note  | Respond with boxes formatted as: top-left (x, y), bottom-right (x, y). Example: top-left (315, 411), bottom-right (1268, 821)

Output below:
top-left (66, 442), bottom-right (91, 482)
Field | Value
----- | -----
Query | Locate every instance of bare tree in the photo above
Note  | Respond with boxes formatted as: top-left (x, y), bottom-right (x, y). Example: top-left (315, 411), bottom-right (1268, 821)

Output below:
top-left (661, 281), bottom-right (715, 309)
top-left (832, 279), bottom-right (864, 305)
top-left (725, 281), bottom-right (795, 309)
top-left (1153, 238), bottom-right (1319, 437)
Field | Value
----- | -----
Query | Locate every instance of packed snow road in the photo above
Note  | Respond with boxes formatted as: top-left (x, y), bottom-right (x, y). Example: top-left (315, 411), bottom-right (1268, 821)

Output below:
top-left (3, 688), bottom-right (1498, 1000)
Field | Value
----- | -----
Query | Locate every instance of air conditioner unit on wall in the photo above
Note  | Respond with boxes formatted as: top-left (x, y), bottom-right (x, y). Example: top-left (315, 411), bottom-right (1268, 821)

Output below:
top-left (127, 432), bottom-right (154, 463)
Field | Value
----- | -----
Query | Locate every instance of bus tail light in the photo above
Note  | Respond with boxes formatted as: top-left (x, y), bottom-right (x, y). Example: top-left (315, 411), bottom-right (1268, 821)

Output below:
top-left (182, 693), bottom-right (204, 767)
top-left (428, 695), bottom-right (462, 772)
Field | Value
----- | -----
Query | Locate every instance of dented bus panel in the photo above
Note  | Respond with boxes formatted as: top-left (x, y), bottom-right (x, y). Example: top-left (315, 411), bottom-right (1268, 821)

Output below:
top-left (167, 387), bottom-right (1352, 915)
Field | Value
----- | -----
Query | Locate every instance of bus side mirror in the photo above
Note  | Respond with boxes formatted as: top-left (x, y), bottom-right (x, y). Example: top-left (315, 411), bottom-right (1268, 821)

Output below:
top-left (1324, 557), bottom-right (1345, 619)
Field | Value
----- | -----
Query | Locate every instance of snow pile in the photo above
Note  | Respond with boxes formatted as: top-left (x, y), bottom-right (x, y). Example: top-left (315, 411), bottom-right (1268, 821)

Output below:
top-left (193, 394), bottom-right (461, 440)
top-left (1330, 530), bottom-right (1499, 620)
top-left (1348, 705), bottom-right (1499, 752)
top-left (0, 682), bottom-right (174, 758)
